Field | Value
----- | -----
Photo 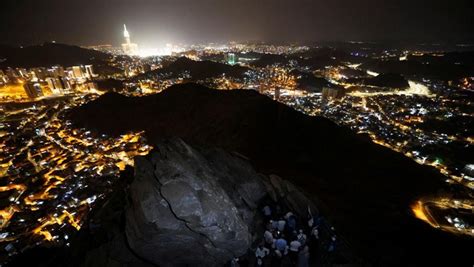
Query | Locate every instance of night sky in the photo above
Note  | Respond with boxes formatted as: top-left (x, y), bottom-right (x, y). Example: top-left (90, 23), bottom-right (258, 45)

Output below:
top-left (1, 0), bottom-right (473, 46)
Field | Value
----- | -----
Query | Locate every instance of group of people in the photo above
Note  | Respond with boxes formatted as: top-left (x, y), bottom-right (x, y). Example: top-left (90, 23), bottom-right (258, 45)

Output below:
top-left (229, 201), bottom-right (339, 267)
top-left (253, 204), bottom-right (338, 266)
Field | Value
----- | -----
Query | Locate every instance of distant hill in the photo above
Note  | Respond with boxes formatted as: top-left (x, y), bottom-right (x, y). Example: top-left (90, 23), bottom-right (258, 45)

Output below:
top-left (251, 53), bottom-right (290, 67)
top-left (291, 70), bottom-right (331, 92)
top-left (0, 43), bottom-right (112, 68)
top-left (67, 83), bottom-right (473, 266)
top-left (93, 64), bottom-right (123, 77)
top-left (252, 47), bottom-right (367, 69)
top-left (339, 67), bottom-right (367, 78)
top-left (296, 47), bottom-right (364, 69)
top-left (95, 78), bottom-right (124, 92)
top-left (408, 51), bottom-right (474, 67)
top-left (361, 53), bottom-right (474, 81)
top-left (347, 73), bottom-right (410, 89)
top-left (137, 57), bottom-right (250, 81)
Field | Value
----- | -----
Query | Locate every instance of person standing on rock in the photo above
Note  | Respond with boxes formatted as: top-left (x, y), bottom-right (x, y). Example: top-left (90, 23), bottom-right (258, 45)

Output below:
top-left (289, 238), bottom-right (302, 264)
top-left (328, 235), bottom-right (337, 253)
top-left (308, 226), bottom-right (320, 263)
top-left (264, 230), bottom-right (274, 248)
top-left (297, 229), bottom-right (307, 246)
top-left (269, 220), bottom-right (278, 231)
top-left (274, 236), bottom-right (288, 255)
top-left (307, 206), bottom-right (315, 231)
top-left (277, 218), bottom-right (286, 232)
top-left (255, 244), bottom-right (270, 266)
top-left (287, 213), bottom-right (297, 234)
top-left (298, 245), bottom-right (310, 267)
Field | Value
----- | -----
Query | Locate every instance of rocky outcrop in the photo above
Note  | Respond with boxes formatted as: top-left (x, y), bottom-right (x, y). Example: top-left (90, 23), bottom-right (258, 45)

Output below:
top-left (263, 174), bottom-right (319, 217)
top-left (8, 138), bottom-right (325, 267)
top-left (125, 139), bottom-right (267, 266)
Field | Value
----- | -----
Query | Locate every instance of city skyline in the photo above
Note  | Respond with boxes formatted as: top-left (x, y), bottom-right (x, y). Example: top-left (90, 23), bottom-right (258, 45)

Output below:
top-left (0, 1), bottom-right (473, 266)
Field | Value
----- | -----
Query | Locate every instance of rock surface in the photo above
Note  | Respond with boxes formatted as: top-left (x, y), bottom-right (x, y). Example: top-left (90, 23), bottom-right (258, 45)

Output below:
top-left (125, 139), bottom-right (267, 266)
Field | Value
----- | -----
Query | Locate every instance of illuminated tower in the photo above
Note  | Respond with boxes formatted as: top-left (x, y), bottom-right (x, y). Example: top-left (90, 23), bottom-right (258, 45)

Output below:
top-left (227, 53), bottom-right (236, 65)
top-left (124, 24), bottom-right (131, 45)
top-left (122, 24), bottom-right (138, 56)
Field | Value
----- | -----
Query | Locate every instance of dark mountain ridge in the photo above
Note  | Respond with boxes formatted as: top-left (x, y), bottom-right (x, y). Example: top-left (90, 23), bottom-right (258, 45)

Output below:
top-left (347, 73), bottom-right (410, 89)
top-left (67, 83), bottom-right (473, 266)
top-left (361, 56), bottom-right (474, 81)
top-left (0, 43), bottom-right (111, 68)
top-left (137, 57), bottom-right (250, 81)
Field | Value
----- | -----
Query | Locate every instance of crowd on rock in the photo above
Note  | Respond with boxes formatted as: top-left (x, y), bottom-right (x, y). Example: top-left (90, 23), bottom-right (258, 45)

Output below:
top-left (230, 201), bottom-right (339, 267)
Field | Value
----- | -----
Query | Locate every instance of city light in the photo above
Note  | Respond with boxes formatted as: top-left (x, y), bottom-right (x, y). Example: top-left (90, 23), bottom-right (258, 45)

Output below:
top-left (0, 13), bottom-right (473, 265)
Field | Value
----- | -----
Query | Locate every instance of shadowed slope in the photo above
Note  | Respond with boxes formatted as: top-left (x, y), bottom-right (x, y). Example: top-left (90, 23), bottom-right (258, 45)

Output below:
top-left (0, 43), bottom-right (111, 68)
top-left (136, 57), bottom-right (249, 80)
top-left (68, 83), bottom-right (473, 266)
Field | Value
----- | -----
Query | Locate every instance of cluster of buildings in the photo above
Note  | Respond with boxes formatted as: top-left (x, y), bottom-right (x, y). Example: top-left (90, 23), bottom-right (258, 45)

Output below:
top-left (0, 65), bottom-right (98, 99)
top-left (226, 42), bottom-right (310, 55)
top-left (88, 33), bottom-right (310, 59)
top-left (0, 96), bottom-right (152, 260)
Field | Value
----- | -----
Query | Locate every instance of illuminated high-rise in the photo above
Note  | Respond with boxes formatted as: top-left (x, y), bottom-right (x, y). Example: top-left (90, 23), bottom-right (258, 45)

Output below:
top-left (23, 82), bottom-right (43, 99)
top-left (121, 24), bottom-right (138, 56)
top-left (46, 77), bottom-right (66, 94)
top-left (123, 24), bottom-right (131, 44)
top-left (72, 66), bottom-right (85, 79)
top-left (227, 53), bottom-right (237, 65)
top-left (0, 70), bottom-right (8, 84)
top-left (84, 65), bottom-right (95, 78)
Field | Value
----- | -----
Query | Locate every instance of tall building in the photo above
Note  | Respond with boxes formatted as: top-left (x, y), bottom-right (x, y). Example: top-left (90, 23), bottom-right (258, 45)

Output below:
top-left (72, 66), bottom-right (85, 79)
top-left (61, 77), bottom-right (73, 91)
top-left (121, 24), bottom-right (138, 56)
top-left (226, 53), bottom-right (237, 65)
top-left (274, 87), bottom-right (281, 101)
top-left (23, 82), bottom-right (43, 99)
top-left (17, 68), bottom-right (29, 79)
top-left (322, 85), bottom-right (345, 103)
top-left (31, 68), bottom-right (47, 81)
top-left (5, 68), bottom-right (19, 81)
top-left (84, 65), bottom-right (95, 78)
top-left (0, 70), bottom-right (8, 84)
top-left (48, 66), bottom-right (65, 78)
top-left (46, 77), bottom-right (66, 94)
top-left (85, 82), bottom-right (98, 91)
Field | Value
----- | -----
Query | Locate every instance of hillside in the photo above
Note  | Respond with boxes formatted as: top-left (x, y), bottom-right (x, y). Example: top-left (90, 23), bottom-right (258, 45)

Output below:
top-left (0, 43), bottom-right (111, 68)
top-left (291, 70), bottom-right (331, 92)
top-left (67, 83), bottom-right (473, 266)
top-left (347, 73), bottom-right (410, 89)
top-left (361, 56), bottom-right (474, 81)
top-left (137, 57), bottom-right (250, 81)
top-left (251, 48), bottom-right (360, 69)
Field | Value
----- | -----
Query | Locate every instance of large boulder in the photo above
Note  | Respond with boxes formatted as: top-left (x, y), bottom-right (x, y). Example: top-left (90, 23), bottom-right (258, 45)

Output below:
top-left (125, 139), bottom-right (267, 266)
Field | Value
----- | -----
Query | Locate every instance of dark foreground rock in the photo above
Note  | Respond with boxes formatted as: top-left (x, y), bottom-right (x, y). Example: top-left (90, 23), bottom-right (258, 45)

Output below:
top-left (126, 139), bottom-right (266, 266)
